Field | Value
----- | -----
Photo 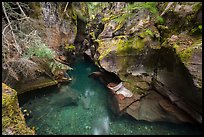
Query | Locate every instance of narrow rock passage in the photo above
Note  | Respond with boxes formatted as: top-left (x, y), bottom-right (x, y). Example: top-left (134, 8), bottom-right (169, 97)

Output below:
top-left (18, 58), bottom-right (202, 135)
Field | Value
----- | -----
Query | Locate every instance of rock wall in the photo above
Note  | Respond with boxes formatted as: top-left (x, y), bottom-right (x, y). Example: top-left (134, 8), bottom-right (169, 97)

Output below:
top-left (5, 2), bottom-right (89, 94)
top-left (85, 2), bottom-right (202, 124)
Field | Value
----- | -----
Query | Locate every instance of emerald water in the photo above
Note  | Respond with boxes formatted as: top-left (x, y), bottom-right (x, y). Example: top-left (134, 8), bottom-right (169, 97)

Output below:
top-left (18, 58), bottom-right (202, 135)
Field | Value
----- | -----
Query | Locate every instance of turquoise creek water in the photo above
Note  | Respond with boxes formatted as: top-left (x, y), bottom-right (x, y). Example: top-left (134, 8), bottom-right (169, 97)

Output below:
top-left (18, 58), bottom-right (202, 135)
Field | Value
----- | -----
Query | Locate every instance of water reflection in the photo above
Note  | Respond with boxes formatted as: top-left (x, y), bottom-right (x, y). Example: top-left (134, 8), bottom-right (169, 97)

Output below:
top-left (93, 116), bottom-right (110, 135)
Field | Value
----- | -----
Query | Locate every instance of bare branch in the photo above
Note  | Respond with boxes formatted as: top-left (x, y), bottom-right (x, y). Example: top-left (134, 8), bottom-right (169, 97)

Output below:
top-left (64, 2), bottom-right (69, 13)
top-left (2, 22), bottom-right (11, 36)
top-left (16, 2), bottom-right (29, 20)
top-left (2, 2), bottom-right (22, 55)
top-left (160, 2), bottom-right (174, 17)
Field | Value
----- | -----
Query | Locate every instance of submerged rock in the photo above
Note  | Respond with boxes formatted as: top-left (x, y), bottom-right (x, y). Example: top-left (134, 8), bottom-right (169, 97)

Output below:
top-left (81, 96), bottom-right (91, 109)
top-left (50, 86), bottom-right (79, 108)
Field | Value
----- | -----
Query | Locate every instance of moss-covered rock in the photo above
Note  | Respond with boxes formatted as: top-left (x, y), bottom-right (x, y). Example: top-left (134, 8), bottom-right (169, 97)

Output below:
top-left (90, 2), bottom-right (202, 124)
top-left (2, 83), bottom-right (35, 135)
top-left (158, 2), bottom-right (202, 38)
top-left (162, 34), bottom-right (202, 90)
top-left (27, 2), bottom-right (78, 59)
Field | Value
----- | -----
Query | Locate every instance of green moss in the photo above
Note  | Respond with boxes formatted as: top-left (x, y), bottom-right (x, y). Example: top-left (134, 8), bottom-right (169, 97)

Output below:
top-left (135, 39), bottom-right (145, 52)
top-left (117, 39), bottom-right (131, 54)
top-left (2, 116), bottom-right (11, 128)
top-left (114, 35), bottom-right (127, 39)
top-left (102, 17), bottom-right (110, 22)
top-left (98, 36), bottom-right (145, 61)
top-left (117, 37), bottom-right (145, 55)
top-left (65, 44), bottom-right (76, 52)
top-left (2, 83), bottom-right (35, 135)
top-left (98, 48), bottom-right (111, 61)
top-left (114, 21), bottom-right (125, 32)
top-left (2, 84), bottom-right (17, 108)
top-left (90, 31), bottom-right (96, 40)
top-left (139, 31), bottom-right (147, 38)
top-left (186, 14), bottom-right (193, 22)
top-left (173, 43), bottom-right (179, 49)
top-left (102, 15), bottom-right (116, 23)
top-left (179, 47), bottom-right (195, 63)
top-left (66, 4), bottom-right (77, 22)
top-left (97, 39), bottom-right (122, 61)
top-left (120, 74), bottom-right (147, 95)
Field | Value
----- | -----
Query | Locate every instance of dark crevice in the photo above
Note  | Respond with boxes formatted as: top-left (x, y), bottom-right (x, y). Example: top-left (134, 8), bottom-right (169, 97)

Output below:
top-left (74, 16), bottom-right (87, 54)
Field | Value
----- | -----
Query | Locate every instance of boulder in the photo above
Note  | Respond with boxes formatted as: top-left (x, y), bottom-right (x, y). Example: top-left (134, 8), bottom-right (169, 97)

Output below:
top-left (2, 83), bottom-right (35, 135)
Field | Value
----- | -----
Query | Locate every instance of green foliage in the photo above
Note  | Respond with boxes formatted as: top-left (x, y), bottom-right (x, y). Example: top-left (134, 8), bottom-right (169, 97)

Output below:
top-left (145, 29), bottom-right (154, 37)
top-left (198, 25), bottom-right (202, 30)
top-left (49, 60), bottom-right (73, 74)
top-left (156, 16), bottom-right (164, 24)
top-left (112, 13), bottom-right (134, 30)
top-left (112, 14), bottom-right (130, 32)
top-left (191, 25), bottom-right (202, 34)
top-left (139, 29), bottom-right (154, 38)
top-left (86, 2), bottom-right (108, 19)
top-left (24, 34), bottom-right (55, 60)
top-left (124, 2), bottom-right (158, 14)
top-left (121, 2), bottom-right (164, 24)
top-left (192, 2), bottom-right (202, 13)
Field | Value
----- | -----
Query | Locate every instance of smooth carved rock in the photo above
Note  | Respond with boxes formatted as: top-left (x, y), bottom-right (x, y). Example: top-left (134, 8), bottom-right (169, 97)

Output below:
top-left (126, 91), bottom-right (195, 123)
top-left (153, 78), bottom-right (202, 123)
top-left (109, 91), bottom-right (145, 115)
top-left (159, 99), bottom-right (195, 123)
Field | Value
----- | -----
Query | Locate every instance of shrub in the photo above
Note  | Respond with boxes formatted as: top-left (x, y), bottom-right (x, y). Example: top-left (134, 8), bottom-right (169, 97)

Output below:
top-left (23, 31), bottom-right (56, 60)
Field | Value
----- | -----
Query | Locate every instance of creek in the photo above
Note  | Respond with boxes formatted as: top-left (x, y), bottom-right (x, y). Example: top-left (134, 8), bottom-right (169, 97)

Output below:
top-left (18, 58), bottom-right (202, 135)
